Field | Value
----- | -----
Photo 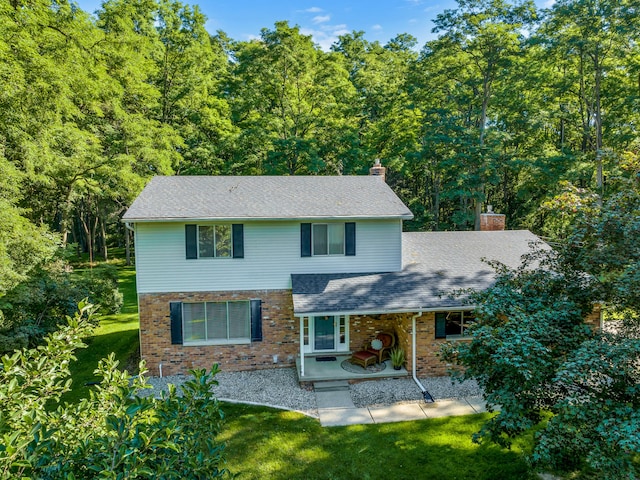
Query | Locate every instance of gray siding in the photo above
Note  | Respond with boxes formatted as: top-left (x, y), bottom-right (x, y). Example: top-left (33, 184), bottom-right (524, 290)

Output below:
top-left (135, 219), bottom-right (403, 293)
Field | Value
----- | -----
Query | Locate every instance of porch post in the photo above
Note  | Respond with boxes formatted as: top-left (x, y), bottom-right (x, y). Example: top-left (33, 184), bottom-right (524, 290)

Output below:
top-left (299, 316), bottom-right (305, 377)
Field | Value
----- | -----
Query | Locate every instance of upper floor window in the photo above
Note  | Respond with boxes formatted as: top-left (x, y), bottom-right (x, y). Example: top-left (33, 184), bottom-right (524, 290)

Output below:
top-left (199, 225), bottom-right (231, 258)
top-left (435, 311), bottom-right (477, 339)
top-left (185, 224), bottom-right (244, 259)
top-left (301, 222), bottom-right (355, 257)
top-left (313, 223), bottom-right (344, 255)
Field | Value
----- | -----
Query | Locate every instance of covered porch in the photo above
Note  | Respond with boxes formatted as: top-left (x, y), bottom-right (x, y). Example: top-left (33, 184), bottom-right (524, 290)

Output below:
top-left (295, 354), bottom-right (408, 382)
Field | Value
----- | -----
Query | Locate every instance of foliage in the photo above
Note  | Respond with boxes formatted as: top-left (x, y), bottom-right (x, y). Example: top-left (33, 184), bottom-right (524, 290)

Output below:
top-left (441, 190), bottom-right (640, 478)
top-left (389, 347), bottom-right (406, 368)
top-left (0, 302), bottom-right (230, 479)
top-left (0, 261), bottom-right (122, 353)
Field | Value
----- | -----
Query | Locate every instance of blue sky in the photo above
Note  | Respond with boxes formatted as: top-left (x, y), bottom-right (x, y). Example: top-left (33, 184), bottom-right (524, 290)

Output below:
top-left (76, 0), bottom-right (554, 50)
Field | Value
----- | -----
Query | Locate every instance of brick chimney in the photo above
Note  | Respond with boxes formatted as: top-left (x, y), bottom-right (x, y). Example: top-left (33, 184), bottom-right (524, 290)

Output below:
top-left (480, 205), bottom-right (506, 231)
top-left (369, 159), bottom-right (386, 182)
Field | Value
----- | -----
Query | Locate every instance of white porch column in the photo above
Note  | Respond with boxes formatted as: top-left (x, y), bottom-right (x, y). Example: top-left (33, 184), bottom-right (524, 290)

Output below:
top-left (299, 316), bottom-right (305, 377)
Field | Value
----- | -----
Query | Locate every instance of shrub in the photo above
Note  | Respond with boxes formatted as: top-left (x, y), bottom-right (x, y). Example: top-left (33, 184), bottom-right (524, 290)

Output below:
top-left (0, 302), bottom-right (230, 479)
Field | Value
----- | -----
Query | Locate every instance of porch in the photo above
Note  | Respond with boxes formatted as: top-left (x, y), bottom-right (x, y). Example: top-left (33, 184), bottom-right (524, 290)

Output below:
top-left (296, 354), bottom-right (409, 383)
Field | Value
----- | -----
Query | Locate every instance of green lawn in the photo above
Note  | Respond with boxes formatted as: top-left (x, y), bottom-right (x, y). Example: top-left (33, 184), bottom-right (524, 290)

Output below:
top-left (219, 403), bottom-right (535, 480)
top-left (63, 262), bottom-right (140, 403)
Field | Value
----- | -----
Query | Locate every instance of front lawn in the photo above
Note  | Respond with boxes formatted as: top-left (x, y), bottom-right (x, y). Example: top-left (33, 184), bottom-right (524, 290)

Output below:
top-left (219, 403), bottom-right (535, 480)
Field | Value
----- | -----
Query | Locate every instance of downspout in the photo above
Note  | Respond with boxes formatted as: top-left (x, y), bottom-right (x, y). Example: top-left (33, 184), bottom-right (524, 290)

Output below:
top-left (412, 312), bottom-right (435, 403)
top-left (299, 316), bottom-right (305, 377)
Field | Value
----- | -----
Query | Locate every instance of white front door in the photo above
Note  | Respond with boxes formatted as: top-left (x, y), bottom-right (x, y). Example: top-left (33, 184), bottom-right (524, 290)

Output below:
top-left (302, 315), bottom-right (349, 353)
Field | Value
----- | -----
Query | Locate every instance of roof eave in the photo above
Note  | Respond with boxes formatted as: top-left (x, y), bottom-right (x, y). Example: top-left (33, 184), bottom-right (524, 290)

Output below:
top-left (121, 214), bottom-right (414, 223)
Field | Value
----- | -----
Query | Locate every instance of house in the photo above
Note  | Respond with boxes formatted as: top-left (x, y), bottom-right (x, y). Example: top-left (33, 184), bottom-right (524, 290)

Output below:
top-left (122, 162), bottom-right (601, 380)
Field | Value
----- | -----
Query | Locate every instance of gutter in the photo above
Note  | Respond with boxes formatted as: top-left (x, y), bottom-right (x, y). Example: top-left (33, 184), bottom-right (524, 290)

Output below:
top-left (124, 222), bottom-right (134, 232)
top-left (412, 311), bottom-right (435, 403)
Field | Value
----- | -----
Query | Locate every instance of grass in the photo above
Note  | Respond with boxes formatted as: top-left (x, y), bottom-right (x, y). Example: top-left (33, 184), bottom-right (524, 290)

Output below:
top-left (219, 403), bottom-right (536, 480)
top-left (63, 260), bottom-right (140, 403)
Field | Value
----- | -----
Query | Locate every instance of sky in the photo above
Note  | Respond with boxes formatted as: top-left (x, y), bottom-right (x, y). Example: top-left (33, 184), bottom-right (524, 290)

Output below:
top-left (75, 0), bottom-right (555, 51)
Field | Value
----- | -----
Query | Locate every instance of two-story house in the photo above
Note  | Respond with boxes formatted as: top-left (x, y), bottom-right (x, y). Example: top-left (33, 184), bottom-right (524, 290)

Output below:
top-left (123, 163), bottom-right (597, 381)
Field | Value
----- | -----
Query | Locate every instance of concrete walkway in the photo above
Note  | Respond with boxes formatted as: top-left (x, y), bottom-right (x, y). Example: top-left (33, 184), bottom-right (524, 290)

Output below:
top-left (314, 381), bottom-right (488, 427)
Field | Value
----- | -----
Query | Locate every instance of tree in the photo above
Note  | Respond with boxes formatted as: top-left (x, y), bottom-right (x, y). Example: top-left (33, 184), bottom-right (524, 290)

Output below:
top-left (538, 0), bottom-right (640, 197)
top-left (442, 187), bottom-right (640, 478)
top-left (227, 21), bottom-right (356, 175)
top-left (427, 0), bottom-right (537, 229)
top-left (0, 302), bottom-right (230, 479)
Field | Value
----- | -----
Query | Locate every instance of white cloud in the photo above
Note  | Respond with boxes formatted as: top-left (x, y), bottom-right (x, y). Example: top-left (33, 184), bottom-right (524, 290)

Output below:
top-left (300, 22), bottom-right (351, 51)
top-left (543, 0), bottom-right (556, 6)
top-left (372, 24), bottom-right (382, 31)
top-left (304, 7), bottom-right (323, 13)
top-left (313, 14), bottom-right (331, 24)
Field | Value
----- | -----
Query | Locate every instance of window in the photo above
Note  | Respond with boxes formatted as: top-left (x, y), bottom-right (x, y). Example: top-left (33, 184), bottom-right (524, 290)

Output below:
top-left (198, 225), bottom-right (231, 258)
top-left (185, 224), bottom-right (243, 259)
top-left (301, 222), bottom-right (355, 257)
top-left (435, 311), bottom-right (476, 339)
top-left (312, 223), bottom-right (344, 255)
top-left (182, 301), bottom-right (250, 344)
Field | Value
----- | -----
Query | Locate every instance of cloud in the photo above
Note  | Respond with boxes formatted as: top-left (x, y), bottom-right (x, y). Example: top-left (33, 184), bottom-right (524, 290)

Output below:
top-left (300, 22), bottom-right (350, 51)
top-left (543, 0), bottom-right (556, 6)
top-left (371, 24), bottom-right (382, 31)
top-left (303, 7), bottom-right (323, 13)
top-left (313, 15), bottom-right (331, 24)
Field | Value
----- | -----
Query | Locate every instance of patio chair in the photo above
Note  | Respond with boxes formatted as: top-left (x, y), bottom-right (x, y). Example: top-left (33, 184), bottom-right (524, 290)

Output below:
top-left (366, 332), bottom-right (395, 363)
top-left (350, 332), bottom-right (396, 368)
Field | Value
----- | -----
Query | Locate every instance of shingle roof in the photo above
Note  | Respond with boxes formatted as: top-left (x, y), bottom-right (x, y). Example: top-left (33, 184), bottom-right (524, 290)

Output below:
top-left (122, 176), bottom-right (413, 221)
top-left (291, 230), bottom-right (545, 314)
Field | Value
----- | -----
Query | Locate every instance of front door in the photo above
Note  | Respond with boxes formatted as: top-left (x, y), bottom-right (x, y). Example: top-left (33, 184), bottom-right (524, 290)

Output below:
top-left (314, 315), bottom-right (335, 350)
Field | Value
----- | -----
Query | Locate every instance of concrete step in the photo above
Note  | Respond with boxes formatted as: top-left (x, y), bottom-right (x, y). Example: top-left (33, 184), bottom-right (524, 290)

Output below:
top-left (313, 380), bottom-right (350, 392)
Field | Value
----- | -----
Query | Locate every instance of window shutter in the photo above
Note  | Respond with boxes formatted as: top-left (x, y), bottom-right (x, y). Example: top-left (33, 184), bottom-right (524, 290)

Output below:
top-left (170, 302), bottom-right (183, 344)
top-left (232, 224), bottom-right (244, 258)
top-left (185, 225), bottom-right (197, 259)
top-left (345, 222), bottom-right (356, 256)
top-left (300, 223), bottom-right (312, 257)
top-left (250, 299), bottom-right (262, 342)
top-left (435, 313), bottom-right (446, 339)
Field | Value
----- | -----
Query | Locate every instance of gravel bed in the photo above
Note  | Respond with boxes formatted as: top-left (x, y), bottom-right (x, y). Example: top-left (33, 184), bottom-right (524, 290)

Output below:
top-left (144, 367), bottom-right (483, 416)
top-left (146, 368), bottom-right (318, 417)
top-left (349, 376), bottom-right (482, 408)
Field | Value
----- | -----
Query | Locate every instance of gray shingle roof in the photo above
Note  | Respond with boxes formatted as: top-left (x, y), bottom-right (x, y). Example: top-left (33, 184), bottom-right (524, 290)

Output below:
top-left (291, 230), bottom-right (545, 314)
top-left (122, 176), bottom-right (413, 221)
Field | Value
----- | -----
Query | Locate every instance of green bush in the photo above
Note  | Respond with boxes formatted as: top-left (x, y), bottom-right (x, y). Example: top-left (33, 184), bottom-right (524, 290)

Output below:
top-left (0, 302), bottom-right (230, 479)
top-left (0, 261), bottom-right (123, 353)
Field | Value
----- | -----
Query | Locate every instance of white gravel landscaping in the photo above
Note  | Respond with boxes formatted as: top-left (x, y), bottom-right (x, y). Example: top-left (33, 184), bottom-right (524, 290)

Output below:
top-left (144, 367), bottom-right (484, 418)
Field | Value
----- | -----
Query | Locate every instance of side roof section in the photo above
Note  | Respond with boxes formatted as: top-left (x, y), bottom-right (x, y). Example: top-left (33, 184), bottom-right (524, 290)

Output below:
top-left (122, 176), bottom-right (413, 222)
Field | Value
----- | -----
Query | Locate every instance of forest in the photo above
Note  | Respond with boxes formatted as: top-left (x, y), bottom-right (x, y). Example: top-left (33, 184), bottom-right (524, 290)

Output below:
top-left (1, 0), bottom-right (640, 338)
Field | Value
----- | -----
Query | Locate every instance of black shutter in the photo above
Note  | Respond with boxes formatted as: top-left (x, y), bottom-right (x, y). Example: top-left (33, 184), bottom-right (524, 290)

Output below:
top-left (185, 225), bottom-right (197, 259)
top-left (435, 313), bottom-right (446, 339)
top-left (300, 223), bottom-right (312, 257)
top-left (250, 299), bottom-right (262, 342)
top-left (170, 302), bottom-right (183, 344)
top-left (345, 222), bottom-right (356, 256)
top-left (232, 224), bottom-right (244, 258)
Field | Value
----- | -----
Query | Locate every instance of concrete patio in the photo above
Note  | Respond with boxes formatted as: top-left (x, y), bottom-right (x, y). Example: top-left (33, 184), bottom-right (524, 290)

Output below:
top-left (296, 354), bottom-right (408, 382)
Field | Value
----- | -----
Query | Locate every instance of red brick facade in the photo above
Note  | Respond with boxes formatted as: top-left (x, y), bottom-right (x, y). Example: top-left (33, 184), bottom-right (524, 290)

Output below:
top-left (139, 289), bottom-right (299, 376)
top-left (139, 289), bottom-right (602, 378)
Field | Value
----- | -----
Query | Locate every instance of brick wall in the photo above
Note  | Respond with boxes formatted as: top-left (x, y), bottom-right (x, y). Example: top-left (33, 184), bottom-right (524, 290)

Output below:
top-left (139, 289), bottom-right (298, 376)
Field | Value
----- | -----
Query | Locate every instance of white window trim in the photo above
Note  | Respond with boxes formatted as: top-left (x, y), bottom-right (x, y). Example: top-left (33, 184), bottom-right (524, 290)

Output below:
top-left (197, 224), bottom-right (232, 259)
top-left (182, 300), bottom-right (250, 344)
top-left (311, 223), bottom-right (345, 256)
top-left (445, 311), bottom-right (476, 340)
